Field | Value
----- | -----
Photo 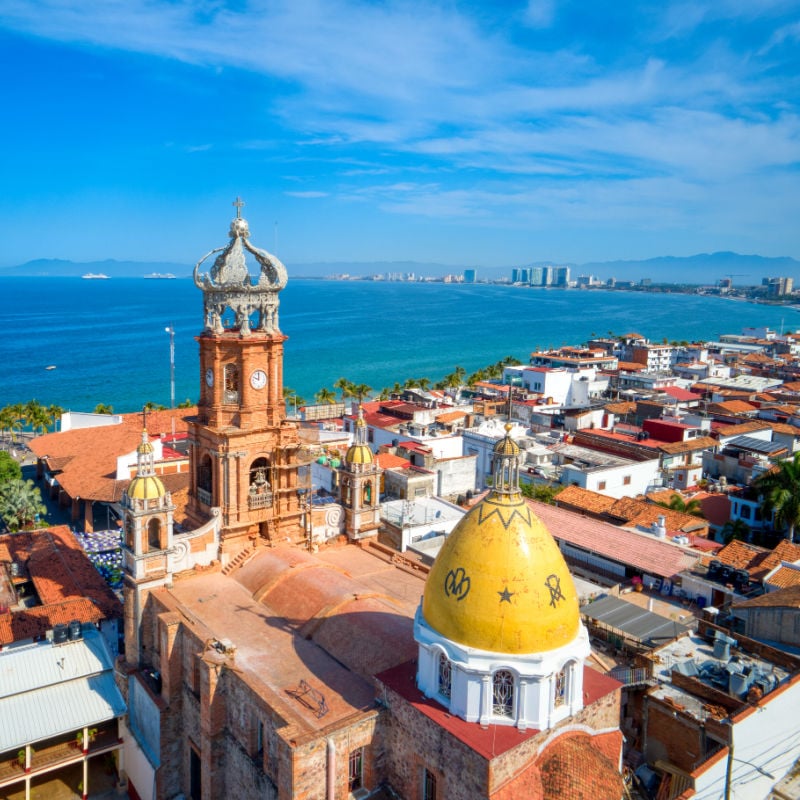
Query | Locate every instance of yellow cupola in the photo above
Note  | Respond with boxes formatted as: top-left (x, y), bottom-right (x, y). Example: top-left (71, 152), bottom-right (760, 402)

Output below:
top-left (345, 406), bottom-right (373, 466)
top-left (126, 429), bottom-right (166, 500)
top-left (421, 424), bottom-right (580, 654)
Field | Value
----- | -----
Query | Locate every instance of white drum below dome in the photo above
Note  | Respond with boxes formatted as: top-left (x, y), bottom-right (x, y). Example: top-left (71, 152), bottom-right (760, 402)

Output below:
top-left (414, 606), bottom-right (590, 731)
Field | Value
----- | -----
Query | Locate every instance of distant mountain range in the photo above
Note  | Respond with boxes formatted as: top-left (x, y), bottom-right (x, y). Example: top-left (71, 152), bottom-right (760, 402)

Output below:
top-left (2, 251), bottom-right (799, 284)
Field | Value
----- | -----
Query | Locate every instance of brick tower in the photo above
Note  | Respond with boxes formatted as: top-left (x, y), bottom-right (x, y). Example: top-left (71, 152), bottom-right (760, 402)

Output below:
top-left (187, 200), bottom-right (306, 563)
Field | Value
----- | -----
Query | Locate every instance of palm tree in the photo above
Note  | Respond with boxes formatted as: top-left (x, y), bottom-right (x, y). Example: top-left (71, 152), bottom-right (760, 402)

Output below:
top-left (334, 377), bottom-right (354, 404)
top-left (7, 403), bottom-right (25, 442)
top-left (721, 519), bottom-right (750, 544)
top-left (177, 398), bottom-right (194, 409)
top-left (0, 406), bottom-right (17, 444)
top-left (416, 377), bottom-right (431, 391)
top-left (94, 403), bottom-right (114, 415)
top-left (0, 478), bottom-right (47, 532)
top-left (315, 387), bottom-right (336, 405)
top-left (657, 493), bottom-right (704, 518)
top-left (353, 383), bottom-right (372, 403)
top-left (756, 454), bottom-right (800, 541)
top-left (27, 405), bottom-right (51, 436)
top-left (46, 404), bottom-right (64, 432)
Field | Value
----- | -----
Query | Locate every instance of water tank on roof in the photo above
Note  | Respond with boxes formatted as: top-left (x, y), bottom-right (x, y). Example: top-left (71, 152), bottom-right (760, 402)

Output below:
top-left (69, 619), bottom-right (83, 640)
top-left (53, 624), bottom-right (69, 644)
top-left (713, 631), bottom-right (736, 661)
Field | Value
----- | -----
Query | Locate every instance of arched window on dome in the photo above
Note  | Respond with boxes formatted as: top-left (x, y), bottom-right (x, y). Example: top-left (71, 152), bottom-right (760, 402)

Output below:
top-left (437, 652), bottom-right (451, 700)
top-left (554, 665), bottom-right (568, 707)
top-left (148, 518), bottom-right (161, 551)
top-left (492, 670), bottom-right (515, 718)
top-left (224, 363), bottom-right (240, 404)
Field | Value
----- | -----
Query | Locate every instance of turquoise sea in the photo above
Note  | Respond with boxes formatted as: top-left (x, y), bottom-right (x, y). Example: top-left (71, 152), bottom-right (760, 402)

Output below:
top-left (1, 277), bottom-right (797, 413)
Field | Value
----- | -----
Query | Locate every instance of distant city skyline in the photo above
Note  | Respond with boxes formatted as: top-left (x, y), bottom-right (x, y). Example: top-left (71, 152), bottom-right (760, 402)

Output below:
top-left (0, 1), bottom-right (798, 268)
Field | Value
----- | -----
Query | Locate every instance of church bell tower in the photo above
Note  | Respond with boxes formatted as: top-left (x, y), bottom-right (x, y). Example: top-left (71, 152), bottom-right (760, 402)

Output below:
top-left (187, 199), bottom-right (306, 561)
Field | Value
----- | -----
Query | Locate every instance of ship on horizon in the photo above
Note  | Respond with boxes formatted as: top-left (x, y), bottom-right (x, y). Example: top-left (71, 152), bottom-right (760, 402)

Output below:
top-left (82, 273), bottom-right (109, 279)
top-left (144, 272), bottom-right (177, 279)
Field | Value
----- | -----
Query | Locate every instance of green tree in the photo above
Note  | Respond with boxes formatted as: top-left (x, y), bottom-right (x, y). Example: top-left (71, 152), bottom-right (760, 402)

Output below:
top-left (756, 454), bottom-right (800, 541)
top-left (144, 401), bottom-right (167, 411)
top-left (7, 403), bottom-right (25, 442)
top-left (0, 479), bottom-right (47, 532)
top-left (0, 452), bottom-right (22, 485)
top-left (657, 493), bottom-right (704, 518)
top-left (0, 406), bottom-right (17, 444)
top-left (721, 519), bottom-right (750, 544)
top-left (177, 398), bottom-right (194, 409)
top-left (315, 387), bottom-right (336, 404)
top-left (353, 383), bottom-right (372, 403)
top-left (46, 404), bottom-right (64, 432)
top-left (334, 377), bottom-right (355, 403)
top-left (520, 482), bottom-right (560, 505)
top-left (94, 403), bottom-right (114, 415)
top-left (25, 402), bottom-right (51, 435)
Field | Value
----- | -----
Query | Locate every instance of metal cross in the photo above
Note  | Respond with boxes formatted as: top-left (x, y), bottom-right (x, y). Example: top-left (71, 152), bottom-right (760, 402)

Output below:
top-left (232, 196), bottom-right (246, 218)
top-left (140, 406), bottom-right (149, 430)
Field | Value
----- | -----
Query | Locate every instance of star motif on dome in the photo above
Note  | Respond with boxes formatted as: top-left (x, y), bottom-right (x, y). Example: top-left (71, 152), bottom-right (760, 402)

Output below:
top-left (477, 502), bottom-right (532, 530)
top-left (498, 586), bottom-right (514, 604)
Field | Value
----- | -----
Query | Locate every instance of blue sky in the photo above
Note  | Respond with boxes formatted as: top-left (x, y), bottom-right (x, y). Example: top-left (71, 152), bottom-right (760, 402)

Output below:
top-left (0, 0), bottom-right (798, 268)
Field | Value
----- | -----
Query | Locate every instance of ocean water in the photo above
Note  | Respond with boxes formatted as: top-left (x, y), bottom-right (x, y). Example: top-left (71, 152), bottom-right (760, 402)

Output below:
top-left (0, 277), bottom-right (796, 413)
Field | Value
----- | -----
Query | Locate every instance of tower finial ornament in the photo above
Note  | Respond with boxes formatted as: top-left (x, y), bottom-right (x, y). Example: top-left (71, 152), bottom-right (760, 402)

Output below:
top-left (193, 200), bottom-right (288, 336)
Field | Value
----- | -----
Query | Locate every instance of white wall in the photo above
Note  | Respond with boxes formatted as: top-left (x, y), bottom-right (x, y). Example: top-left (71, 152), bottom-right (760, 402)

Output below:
top-left (693, 678), bottom-right (800, 799)
top-left (559, 459), bottom-right (660, 499)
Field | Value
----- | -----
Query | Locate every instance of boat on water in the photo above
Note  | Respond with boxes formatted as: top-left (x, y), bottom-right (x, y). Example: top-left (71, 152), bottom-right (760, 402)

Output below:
top-left (45, 365), bottom-right (57, 370)
top-left (82, 273), bottom-right (110, 279)
top-left (144, 272), bottom-right (177, 279)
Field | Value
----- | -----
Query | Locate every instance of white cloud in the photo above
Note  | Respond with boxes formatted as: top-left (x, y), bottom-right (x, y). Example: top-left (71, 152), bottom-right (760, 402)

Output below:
top-left (522, 0), bottom-right (556, 29)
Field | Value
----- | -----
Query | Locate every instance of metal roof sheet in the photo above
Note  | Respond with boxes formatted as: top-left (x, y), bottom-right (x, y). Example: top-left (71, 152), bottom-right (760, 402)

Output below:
top-left (0, 671), bottom-right (125, 751)
top-left (0, 632), bottom-right (111, 699)
top-left (581, 594), bottom-right (692, 644)
top-left (0, 628), bottom-right (125, 750)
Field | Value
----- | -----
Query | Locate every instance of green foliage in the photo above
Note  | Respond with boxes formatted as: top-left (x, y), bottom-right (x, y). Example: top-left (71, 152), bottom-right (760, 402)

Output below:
top-left (93, 403), bottom-right (114, 415)
top-left (0, 452), bottom-right (22, 485)
top-left (520, 482), bottom-right (560, 505)
top-left (755, 453), bottom-right (800, 541)
top-left (177, 398), bottom-right (194, 408)
top-left (721, 519), bottom-right (750, 544)
top-left (656, 493), bottom-right (704, 518)
top-left (0, 479), bottom-right (47, 532)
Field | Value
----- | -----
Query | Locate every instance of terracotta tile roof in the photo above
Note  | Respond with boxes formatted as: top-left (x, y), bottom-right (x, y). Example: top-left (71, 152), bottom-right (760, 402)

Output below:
top-left (0, 598), bottom-right (104, 645)
top-left (604, 401), bottom-right (637, 415)
top-left (29, 408), bottom-right (192, 503)
top-left (530, 501), bottom-right (700, 578)
top-left (617, 361), bottom-right (646, 371)
top-left (657, 436), bottom-right (718, 455)
top-left (734, 585), bottom-right (800, 609)
top-left (606, 496), bottom-right (709, 535)
top-left (765, 565), bottom-right (800, 589)
top-left (713, 420), bottom-right (772, 438)
top-left (554, 485), bottom-right (616, 516)
top-left (717, 539), bottom-right (800, 581)
top-left (707, 400), bottom-right (758, 414)
top-left (769, 422), bottom-right (800, 436)
top-left (375, 453), bottom-right (411, 470)
top-left (781, 382), bottom-right (800, 393)
top-left (435, 410), bottom-right (467, 423)
top-left (0, 525), bottom-right (122, 645)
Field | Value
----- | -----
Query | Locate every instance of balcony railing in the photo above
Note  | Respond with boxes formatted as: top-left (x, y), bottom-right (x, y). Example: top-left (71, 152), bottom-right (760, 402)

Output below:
top-left (248, 492), bottom-right (273, 510)
top-left (197, 487), bottom-right (212, 505)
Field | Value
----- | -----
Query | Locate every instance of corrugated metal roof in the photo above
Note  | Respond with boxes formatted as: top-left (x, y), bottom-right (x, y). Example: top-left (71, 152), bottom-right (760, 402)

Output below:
top-left (0, 628), bottom-right (125, 750)
top-left (727, 435), bottom-right (786, 455)
top-left (0, 631), bottom-right (109, 699)
top-left (0, 672), bottom-right (126, 751)
top-left (581, 595), bottom-right (692, 644)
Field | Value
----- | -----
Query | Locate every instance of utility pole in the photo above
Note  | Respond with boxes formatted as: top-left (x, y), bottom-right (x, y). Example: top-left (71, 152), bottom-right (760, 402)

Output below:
top-left (165, 324), bottom-right (175, 409)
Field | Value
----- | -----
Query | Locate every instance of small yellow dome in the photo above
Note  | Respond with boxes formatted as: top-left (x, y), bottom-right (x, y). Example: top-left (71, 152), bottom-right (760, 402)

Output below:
top-left (422, 493), bottom-right (580, 654)
top-left (127, 474), bottom-right (166, 500)
top-left (345, 443), bottom-right (374, 465)
top-left (493, 423), bottom-right (520, 456)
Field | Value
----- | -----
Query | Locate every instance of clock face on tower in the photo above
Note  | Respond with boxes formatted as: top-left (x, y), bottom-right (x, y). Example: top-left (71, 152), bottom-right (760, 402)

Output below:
top-left (250, 369), bottom-right (268, 390)
top-left (205, 368), bottom-right (214, 387)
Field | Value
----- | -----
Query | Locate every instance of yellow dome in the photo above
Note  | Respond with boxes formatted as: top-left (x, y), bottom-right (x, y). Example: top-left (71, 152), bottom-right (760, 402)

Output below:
top-left (127, 474), bottom-right (166, 500)
top-left (422, 493), bottom-right (580, 654)
top-left (494, 429), bottom-right (520, 456)
top-left (137, 439), bottom-right (154, 455)
top-left (345, 443), bottom-right (374, 465)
